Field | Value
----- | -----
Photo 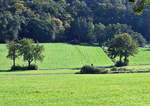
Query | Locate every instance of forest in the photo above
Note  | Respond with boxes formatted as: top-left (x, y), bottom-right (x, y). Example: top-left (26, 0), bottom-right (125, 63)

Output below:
top-left (0, 0), bottom-right (150, 46)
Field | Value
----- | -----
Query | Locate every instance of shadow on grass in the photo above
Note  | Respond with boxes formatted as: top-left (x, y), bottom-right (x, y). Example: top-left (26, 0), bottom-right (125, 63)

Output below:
top-left (67, 43), bottom-right (99, 47)
top-left (143, 48), bottom-right (150, 51)
top-left (0, 65), bottom-right (114, 73)
top-left (0, 69), bottom-right (36, 72)
top-left (0, 70), bottom-right (11, 72)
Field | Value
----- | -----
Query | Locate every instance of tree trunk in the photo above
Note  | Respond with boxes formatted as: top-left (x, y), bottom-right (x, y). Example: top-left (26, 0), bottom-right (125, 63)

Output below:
top-left (28, 60), bottom-right (31, 68)
top-left (124, 56), bottom-right (127, 63)
top-left (119, 55), bottom-right (122, 63)
top-left (13, 57), bottom-right (15, 67)
top-left (124, 55), bottom-right (129, 66)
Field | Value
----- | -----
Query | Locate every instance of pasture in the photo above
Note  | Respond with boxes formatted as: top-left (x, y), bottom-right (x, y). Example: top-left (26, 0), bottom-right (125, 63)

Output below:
top-left (0, 43), bottom-right (113, 70)
top-left (129, 48), bottom-right (150, 65)
top-left (1, 44), bottom-right (150, 105)
top-left (0, 71), bottom-right (150, 105)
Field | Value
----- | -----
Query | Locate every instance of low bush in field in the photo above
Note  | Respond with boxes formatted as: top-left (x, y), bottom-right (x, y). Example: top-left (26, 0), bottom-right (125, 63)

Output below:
top-left (79, 65), bottom-right (107, 74)
top-left (11, 65), bottom-right (38, 71)
top-left (115, 61), bottom-right (128, 67)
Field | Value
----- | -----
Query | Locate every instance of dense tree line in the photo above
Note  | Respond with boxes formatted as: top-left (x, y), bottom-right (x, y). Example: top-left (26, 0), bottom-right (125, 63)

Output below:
top-left (0, 0), bottom-right (150, 46)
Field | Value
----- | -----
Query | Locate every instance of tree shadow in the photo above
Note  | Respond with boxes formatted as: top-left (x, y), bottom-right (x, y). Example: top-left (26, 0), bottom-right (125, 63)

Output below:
top-left (0, 69), bottom-right (34, 72)
top-left (0, 70), bottom-right (11, 72)
top-left (67, 43), bottom-right (99, 47)
top-left (144, 48), bottom-right (150, 51)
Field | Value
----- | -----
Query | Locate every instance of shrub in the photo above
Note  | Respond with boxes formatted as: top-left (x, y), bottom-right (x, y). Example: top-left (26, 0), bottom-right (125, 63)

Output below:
top-left (111, 67), bottom-right (118, 71)
top-left (79, 65), bottom-right (107, 74)
top-left (10, 65), bottom-right (38, 71)
top-left (11, 65), bottom-right (23, 71)
top-left (117, 68), bottom-right (129, 72)
top-left (115, 61), bottom-right (126, 67)
top-left (28, 65), bottom-right (38, 70)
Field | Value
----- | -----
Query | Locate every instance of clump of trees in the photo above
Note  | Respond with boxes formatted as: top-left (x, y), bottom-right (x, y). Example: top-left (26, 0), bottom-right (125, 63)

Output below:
top-left (7, 38), bottom-right (44, 70)
top-left (108, 33), bottom-right (138, 67)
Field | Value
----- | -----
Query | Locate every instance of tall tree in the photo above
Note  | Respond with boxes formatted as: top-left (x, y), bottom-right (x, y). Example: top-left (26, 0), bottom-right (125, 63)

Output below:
top-left (19, 38), bottom-right (44, 67)
top-left (94, 23), bottom-right (106, 46)
top-left (7, 41), bottom-right (19, 67)
top-left (0, 11), bottom-right (21, 42)
top-left (108, 33), bottom-right (138, 66)
top-left (70, 17), bottom-right (95, 42)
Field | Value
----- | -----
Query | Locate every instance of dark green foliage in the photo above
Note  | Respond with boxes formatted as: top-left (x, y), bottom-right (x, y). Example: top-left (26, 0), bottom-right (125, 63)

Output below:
top-left (70, 17), bottom-right (95, 43)
top-left (80, 65), bottom-right (107, 74)
top-left (7, 38), bottom-right (44, 70)
top-left (0, 11), bottom-right (21, 42)
top-left (11, 65), bottom-right (38, 71)
top-left (20, 18), bottom-right (52, 42)
top-left (7, 41), bottom-right (19, 67)
top-left (129, 0), bottom-right (150, 13)
top-left (19, 38), bottom-right (44, 67)
top-left (108, 33), bottom-right (138, 66)
top-left (0, 0), bottom-right (149, 44)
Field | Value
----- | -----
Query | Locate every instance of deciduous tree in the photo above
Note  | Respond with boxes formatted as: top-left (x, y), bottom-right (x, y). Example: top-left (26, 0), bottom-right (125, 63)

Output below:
top-left (108, 33), bottom-right (138, 66)
top-left (19, 38), bottom-right (44, 67)
top-left (7, 41), bottom-right (19, 67)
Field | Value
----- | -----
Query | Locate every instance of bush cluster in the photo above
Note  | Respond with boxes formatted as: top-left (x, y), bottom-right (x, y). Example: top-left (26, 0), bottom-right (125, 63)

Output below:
top-left (79, 65), bottom-right (107, 74)
top-left (115, 61), bottom-right (129, 67)
top-left (11, 65), bottom-right (38, 71)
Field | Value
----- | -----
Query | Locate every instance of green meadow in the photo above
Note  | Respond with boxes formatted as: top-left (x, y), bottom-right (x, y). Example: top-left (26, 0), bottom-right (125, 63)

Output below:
top-left (0, 43), bottom-right (114, 70)
top-left (1, 44), bottom-right (150, 105)
top-left (129, 48), bottom-right (150, 65)
top-left (1, 43), bottom-right (150, 71)
top-left (0, 71), bottom-right (150, 106)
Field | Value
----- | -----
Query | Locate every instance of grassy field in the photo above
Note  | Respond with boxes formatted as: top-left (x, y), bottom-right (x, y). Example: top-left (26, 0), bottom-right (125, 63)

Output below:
top-left (1, 44), bottom-right (150, 105)
top-left (129, 48), bottom-right (150, 65)
top-left (114, 47), bottom-right (150, 68)
top-left (0, 71), bottom-right (150, 105)
top-left (0, 43), bottom-right (113, 70)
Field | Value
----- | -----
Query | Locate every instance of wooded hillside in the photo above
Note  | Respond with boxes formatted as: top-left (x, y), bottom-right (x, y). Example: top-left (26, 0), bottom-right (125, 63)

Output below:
top-left (0, 0), bottom-right (149, 46)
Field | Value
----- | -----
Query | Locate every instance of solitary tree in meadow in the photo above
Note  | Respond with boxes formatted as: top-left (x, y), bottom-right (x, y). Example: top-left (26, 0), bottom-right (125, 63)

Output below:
top-left (19, 38), bottom-right (44, 67)
top-left (7, 41), bottom-right (19, 67)
top-left (108, 33), bottom-right (138, 66)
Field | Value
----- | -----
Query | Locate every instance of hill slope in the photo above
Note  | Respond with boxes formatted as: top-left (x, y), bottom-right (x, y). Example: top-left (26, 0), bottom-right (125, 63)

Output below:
top-left (0, 43), bottom-right (114, 70)
top-left (129, 48), bottom-right (150, 65)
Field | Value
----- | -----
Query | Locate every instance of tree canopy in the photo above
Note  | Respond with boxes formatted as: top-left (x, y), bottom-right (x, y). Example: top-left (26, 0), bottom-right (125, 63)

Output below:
top-left (108, 33), bottom-right (138, 66)
top-left (19, 38), bottom-right (44, 67)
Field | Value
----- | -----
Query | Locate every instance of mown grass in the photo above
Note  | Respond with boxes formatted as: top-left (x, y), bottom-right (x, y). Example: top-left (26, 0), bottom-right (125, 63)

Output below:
top-left (0, 69), bottom-right (78, 74)
top-left (0, 43), bottom-right (113, 70)
top-left (0, 72), bottom-right (150, 105)
top-left (124, 65), bottom-right (150, 70)
top-left (129, 48), bottom-right (150, 65)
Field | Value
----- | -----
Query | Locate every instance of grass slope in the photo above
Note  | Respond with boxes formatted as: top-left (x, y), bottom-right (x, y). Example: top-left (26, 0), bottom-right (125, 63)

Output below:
top-left (129, 48), bottom-right (150, 65)
top-left (0, 72), bottom-right (150, 105)
top-left (0, 43), bottom-right (113, 70)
